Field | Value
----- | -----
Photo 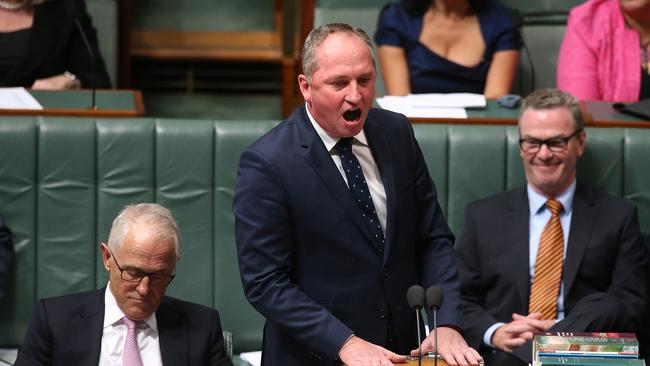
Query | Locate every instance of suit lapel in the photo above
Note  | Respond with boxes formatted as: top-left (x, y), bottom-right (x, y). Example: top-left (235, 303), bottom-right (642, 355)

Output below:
top-left (70, 289), bottom-right (105, 365)
top-left (157, 298), bottom-right (188, 365)
top-left (563, 184), bottom-right (596, 300)
top-left (506, 188), bottom-right (533, 311)
top-left (297, 107), bottom-right (379, 249)
top-left (363, 117), bottom-right (395, 263)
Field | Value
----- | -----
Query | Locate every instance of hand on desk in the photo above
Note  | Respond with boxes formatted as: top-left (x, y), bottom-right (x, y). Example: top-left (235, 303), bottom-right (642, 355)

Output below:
top-left (410, 326), bottom-right (482, 366)
top-left (492, 312), bottom-right (555, 353)
top-left (32, 73), bottom-right (81, 90)
top-left (339, 335), bottom-right (407, 366)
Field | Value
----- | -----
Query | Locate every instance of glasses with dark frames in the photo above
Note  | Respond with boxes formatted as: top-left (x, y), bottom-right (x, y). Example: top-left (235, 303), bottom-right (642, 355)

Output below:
top-left (109, 249), bottom-right (175, 286)
top-left (519, 129), bottom-right (583, 153)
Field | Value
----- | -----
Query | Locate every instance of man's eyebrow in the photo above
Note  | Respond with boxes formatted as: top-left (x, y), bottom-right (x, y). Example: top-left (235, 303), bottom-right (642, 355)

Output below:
top-left (121, 265), bottom-right (172, 274)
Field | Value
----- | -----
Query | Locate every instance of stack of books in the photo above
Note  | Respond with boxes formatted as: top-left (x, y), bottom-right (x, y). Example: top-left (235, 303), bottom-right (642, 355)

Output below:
top-left (532, 332), bottom-right (645, 365)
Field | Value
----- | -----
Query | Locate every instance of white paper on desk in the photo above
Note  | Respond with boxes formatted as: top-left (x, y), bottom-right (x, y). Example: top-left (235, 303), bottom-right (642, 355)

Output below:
top-left (376, 96), bottom-right (468, 119)
top-left (239, 351), bottom-right (262, 366)
top-left (404, 93), bottom-right (487, 108)
top-left (0, 87), bottom-right (43, 110)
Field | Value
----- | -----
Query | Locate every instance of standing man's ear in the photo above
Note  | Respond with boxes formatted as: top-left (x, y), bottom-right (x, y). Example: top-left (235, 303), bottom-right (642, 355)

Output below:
top-left (298, 74), bottom-right (311, 103)
top-left (100, 242), bottom-right (111, 271)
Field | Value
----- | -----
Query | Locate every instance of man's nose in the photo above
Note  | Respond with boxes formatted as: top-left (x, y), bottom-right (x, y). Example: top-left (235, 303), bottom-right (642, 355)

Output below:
top-left (136, 275), bottom-right (151, 295)
top-left (345, 83), bottom-right (361, 104)
top-left (536, 143), bottom-right (554, 159)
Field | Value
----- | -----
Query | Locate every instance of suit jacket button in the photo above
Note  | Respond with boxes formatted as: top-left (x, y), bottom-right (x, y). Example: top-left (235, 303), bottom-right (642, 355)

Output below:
top-left (383, 270), bottom-right (389, 278)
top-left (378, 308), bottom-right (386, 319)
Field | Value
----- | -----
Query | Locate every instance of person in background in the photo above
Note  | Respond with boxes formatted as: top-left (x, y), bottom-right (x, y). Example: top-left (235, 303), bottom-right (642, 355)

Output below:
top-left (456, 89), bottom-right (648, 366)
top-left (0, 0), bottom-right (111, 89)
top-left (557, 0), bottom-right (650, 102)
top-left (15, 203), bottom-right (232, 366)
top-left (0, 213), bottom-right (13, 303)
top-left (374, 0), bottom-right (521, 98)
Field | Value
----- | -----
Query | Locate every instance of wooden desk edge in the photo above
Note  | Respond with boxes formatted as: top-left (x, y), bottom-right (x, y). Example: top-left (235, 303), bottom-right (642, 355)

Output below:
top-left (0, 89), bottom-right (145, 117)
top-left (0, 108), bottom-right (141, 118)
top-left (409, 116), bottom-right (650, 128)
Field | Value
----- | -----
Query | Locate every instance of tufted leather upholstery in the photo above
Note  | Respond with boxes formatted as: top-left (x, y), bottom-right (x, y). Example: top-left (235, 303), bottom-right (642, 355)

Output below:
top-left (0, 117), bottom-right (648, 353)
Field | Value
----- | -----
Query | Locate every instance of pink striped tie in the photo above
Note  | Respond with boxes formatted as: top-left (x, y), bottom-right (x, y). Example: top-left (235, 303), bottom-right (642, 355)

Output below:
top-left (122, 317), bottom-right (144, 366)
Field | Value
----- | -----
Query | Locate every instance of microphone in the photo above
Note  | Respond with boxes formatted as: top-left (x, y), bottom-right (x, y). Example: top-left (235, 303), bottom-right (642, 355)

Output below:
top-left (407, 285), bottom-right (425, 366)
top-left (74, 17), bottom-right (98, 110)
top-left (426, 286), bottom-right (444, 366)
top-left (506, 7), bottom-right (536, 94)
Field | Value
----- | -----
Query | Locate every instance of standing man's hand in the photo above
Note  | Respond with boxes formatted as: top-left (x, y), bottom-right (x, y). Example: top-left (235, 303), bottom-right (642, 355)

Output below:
top-left (411, 327), bottom-right (482, 366)
top-left (339, 336), bottom-right (407, 365)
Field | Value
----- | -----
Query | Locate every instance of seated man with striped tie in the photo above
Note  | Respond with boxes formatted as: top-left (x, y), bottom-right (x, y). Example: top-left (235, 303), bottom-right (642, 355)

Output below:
top-left (15, 203), bottom-right (233, 366)
top-left (455, 88), bottom-right (648, 366)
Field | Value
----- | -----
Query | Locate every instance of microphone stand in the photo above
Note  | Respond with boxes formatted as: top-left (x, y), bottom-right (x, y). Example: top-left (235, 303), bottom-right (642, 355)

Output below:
top-left (416, 308), bottom-right (422, 366)
top-left (74, 17), bottom-right (98, 110)
top-left (433, 307), bottom-right (438, 366)
top-left (426, 286), bottom-right (443, 366)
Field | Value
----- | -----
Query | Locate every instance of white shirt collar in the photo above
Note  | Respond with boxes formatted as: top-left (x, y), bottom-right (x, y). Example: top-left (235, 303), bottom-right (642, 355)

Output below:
top-left (103, 282), bottom-right (158, 333)
top-left (527, 180), bottom-right (576, 215)
top-left (305, 103), bottom-right (369, 151)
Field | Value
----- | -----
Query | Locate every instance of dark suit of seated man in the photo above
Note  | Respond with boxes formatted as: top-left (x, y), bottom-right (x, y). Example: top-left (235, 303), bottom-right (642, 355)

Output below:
top-left (15, 203), bottom-right (233, 366)
top-left (0, 212), bottom-right (13, 302)
top-left (456, 89), bottom-right (648, 366)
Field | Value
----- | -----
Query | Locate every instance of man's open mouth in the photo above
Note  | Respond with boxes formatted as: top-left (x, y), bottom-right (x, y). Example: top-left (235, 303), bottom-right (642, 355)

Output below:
top-left (343, 109), bottom-right (361, 121)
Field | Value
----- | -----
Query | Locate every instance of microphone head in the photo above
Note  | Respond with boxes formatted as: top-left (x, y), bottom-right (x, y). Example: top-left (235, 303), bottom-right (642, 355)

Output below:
top-left (406, 285), bottom-right (425, 310)
top-left (426, 286), bottom-right (444, 310)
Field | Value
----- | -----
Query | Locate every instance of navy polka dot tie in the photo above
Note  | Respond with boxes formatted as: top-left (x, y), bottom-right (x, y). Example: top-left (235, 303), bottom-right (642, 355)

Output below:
top-left (336, 137), bottom-right (385, 252)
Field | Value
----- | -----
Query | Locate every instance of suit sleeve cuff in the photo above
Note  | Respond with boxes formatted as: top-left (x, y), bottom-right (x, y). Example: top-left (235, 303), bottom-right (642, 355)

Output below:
top-left (483, 322), bottom-right (505, 347)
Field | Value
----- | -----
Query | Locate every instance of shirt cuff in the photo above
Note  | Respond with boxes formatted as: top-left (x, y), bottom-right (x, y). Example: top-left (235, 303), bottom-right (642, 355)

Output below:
top-left (483, 322), bottom-right (505, 347)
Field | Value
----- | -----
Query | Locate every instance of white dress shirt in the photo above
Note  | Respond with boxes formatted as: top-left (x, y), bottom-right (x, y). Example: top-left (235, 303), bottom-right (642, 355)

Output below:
top-left (305, 105), bottom-right (388, 233)
top-left (99, 283), bottom-right (163, 366)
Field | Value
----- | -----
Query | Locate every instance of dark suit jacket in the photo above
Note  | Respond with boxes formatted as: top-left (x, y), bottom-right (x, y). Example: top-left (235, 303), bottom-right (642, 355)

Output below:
top-left (0, 213), bottom-right (13, 302)
top-left (0, 0), bottom-right (111, 88)
top-left (234, 106), bottom-right (462, 365)
top-left (456, 184), bottom-right (648, 365)
top-left (14, 287), bottom-right (233, 366)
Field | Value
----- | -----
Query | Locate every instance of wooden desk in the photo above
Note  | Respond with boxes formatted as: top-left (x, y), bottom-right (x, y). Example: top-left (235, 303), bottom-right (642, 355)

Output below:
top-left (398, 358), bottom-right (448, 366)
top-left (0, 89), bottom-right (145, 117)
top-left (408, 100), bottom-right (650, 128)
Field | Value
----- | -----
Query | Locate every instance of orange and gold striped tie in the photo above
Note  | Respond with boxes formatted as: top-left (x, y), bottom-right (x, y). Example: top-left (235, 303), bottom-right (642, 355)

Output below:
top-left (528, 199), bottom-right (564, 320)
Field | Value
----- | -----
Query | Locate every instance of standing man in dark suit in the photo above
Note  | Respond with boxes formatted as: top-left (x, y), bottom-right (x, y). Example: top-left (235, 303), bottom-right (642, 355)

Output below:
top-left (15, 203), bottom-right (232, 366)
top-left (456, 89), bottom-right (648, 366)
top-left (234, 23), bottom-right (482, 366)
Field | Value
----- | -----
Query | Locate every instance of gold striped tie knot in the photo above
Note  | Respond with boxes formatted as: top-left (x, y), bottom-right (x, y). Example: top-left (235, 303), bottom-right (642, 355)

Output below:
top-left (546, 199), bottom-right (562, 217)
top-left (529, 199), bottom-right (564, 320)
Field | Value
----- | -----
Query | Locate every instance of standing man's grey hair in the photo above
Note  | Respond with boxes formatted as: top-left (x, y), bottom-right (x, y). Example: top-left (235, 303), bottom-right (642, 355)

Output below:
top-left (301, 23), bottom-right (375, 82)
top-left (519, 88), bottom-right (584, 131)
top-left (107, 203), bottom-right (182, 261)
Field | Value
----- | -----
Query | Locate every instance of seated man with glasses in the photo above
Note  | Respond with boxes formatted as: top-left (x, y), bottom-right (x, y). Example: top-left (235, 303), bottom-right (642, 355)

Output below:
top-left (455, 89), bottom-right (648, 366)
top-left (15, 203), bottom-right (233, 366)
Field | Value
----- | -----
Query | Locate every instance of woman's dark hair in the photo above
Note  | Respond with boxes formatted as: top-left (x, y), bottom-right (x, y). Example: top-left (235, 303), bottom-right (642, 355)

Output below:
top-left (401, 0), bottom-right (484, 16)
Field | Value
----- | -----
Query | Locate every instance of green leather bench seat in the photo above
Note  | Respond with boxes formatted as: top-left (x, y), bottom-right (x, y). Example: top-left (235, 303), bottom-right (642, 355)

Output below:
top-left (0, 117), bottom-right (648, 354)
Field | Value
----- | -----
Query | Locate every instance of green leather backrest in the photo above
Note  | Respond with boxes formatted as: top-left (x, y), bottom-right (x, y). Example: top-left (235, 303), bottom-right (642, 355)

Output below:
top-left (0, 117), bottom-right (648, 352)
top-left (412, 124), bottom-right (650, 235)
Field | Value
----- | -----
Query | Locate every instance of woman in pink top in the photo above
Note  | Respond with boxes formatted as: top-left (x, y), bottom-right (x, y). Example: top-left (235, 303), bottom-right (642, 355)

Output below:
top-left (557, 0), bottom-right (650, 102)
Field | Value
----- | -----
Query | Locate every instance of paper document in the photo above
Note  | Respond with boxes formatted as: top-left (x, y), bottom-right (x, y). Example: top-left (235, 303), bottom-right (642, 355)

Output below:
top-left (376, 93), bottom-right (487, 119)
top-left (0, 88), bottom-right (43, 110)
top-left (239, 351), bottom-right (262, 366)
